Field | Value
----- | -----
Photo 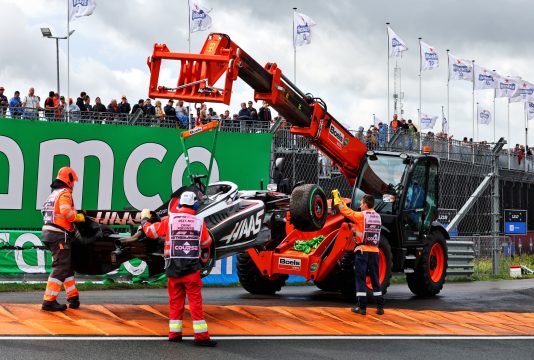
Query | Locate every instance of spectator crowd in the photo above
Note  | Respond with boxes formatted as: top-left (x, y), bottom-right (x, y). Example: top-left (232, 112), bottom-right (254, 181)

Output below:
top-left (0, 85), bottom-right (274, 129)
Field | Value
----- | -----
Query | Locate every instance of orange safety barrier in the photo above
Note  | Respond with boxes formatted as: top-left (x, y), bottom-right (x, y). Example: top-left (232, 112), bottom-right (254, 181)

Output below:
top-left (1, 304), bottom-right (534, 336)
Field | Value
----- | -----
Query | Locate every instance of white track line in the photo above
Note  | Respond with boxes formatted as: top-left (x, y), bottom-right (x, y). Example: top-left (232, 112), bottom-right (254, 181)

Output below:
top-left (0, 336), bottom-right (533, 341)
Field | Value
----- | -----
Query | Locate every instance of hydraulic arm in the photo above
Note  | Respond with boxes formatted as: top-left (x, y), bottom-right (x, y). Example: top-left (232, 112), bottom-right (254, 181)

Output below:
top-left (147, 33), bottom-right (367, 185)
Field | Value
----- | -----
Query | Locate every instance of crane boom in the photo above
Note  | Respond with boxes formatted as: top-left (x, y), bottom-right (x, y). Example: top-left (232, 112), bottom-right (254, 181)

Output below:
top-left (147, 33), bottom-right (367, 185)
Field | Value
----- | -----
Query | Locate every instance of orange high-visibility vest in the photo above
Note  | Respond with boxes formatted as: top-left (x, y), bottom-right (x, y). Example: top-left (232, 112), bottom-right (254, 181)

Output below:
top-left (41, 188), bottom-right (76, 232)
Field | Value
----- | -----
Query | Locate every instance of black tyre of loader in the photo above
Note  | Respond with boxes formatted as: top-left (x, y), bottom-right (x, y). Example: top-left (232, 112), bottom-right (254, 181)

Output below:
top-left (338, 235), bottom-right (393, 298)
top-left (313, 266), bottom-right (341, 291)
top-left (406, 230), bottom-right (448, 297)
top-left (236, 252), bottom-right (288, 295)
top-left (289, 184), bottom-right (327, 232)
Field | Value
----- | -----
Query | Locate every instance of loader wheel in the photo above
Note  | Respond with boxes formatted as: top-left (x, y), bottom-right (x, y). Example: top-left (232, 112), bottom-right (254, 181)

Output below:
top-left (406, 230), bottom-right (448, 297)
top-left (314, 266), bottom-right (341, 291)
top-left (236, 252), bottom-right (288, 295)
top-left (338, 235), bottom-right (393, 298)
top-left (289, 184), bottom-right (327, 232)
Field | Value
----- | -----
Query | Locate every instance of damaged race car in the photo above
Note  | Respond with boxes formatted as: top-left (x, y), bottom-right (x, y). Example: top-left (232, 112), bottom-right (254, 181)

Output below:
top-left (70, 120), bottom-right (307, 287)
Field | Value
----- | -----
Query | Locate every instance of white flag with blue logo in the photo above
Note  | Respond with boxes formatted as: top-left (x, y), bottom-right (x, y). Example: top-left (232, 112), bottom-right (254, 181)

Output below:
top-left (189, 0), bottom-right (212, 33)
top-left (495, 75), bottom-right (521, 98)
top-left (69, 0), bottom-right (96, 21)
top-left (474, 64), bottom-right (497, 90)
top-left (448, 53), bottom-right (472, 81)
top-left (477, 105), bottom-right (492, 125)
top-left (510, 81), bottom-right (534, 103)
top-left (527, 102), bottom-right (534, 120)
top-left (294, 12), bottom-right (316, 47)
top-left (387, 26), bottom-right (408, 57)
top-left (421, 113), bottom-right (438, 129)
top-left (420, 41), bottom-right (439, 71)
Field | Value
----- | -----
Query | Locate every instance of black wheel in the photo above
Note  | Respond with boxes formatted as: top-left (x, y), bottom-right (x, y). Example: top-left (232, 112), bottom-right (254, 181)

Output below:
top-left (200, 230), bottom-right (216, 278)
top-left (338, 235), bottom-right (393, 298)
top-left (406, 230), bottom-right (448, 297)
top-left (289, 184), bottom-right (327, 232)
top-left (314, 266), bottom-right (341, 291)
top-left (236, 252), bottom-right (288, 295)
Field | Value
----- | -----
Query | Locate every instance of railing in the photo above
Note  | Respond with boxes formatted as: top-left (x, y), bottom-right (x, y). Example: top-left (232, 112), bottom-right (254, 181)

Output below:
top-left (3, 108), bottom-right (534, 173)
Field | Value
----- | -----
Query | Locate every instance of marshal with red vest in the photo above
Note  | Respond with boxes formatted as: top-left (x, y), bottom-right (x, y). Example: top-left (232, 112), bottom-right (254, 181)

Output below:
top-left (141, 191), bottom-right (217, 347)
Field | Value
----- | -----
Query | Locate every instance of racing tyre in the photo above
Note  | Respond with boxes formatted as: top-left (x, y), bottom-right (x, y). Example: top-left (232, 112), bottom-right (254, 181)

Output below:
top-left (406, 230), bottom-right (448, 297)
top-left (200, 230), bottom-right (217, 278)
top-left (236, 252), bottom-right (288, 295)
top-left (289, 184), bottom-right (327, 232)
top-left (338, 235), bottom-right (393, 298)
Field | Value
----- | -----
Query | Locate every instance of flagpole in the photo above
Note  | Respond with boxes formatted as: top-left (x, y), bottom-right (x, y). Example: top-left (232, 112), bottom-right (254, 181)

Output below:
top-left (418, 37), bottom-right (422, 129)
top-left (493, 86), bottom-right (496, 143)
top-left (446, 49), bottom-right (450, 133)
top-left (67, 0), bottom-right (70, 122)
top-left (386, 22), bottom-right (390, 126)
top-left (293, 7), bottom-right (297, 84)
top-left (476, 102), bottom-right (479, 142)
top-left (188, 0), bottom-right (191, 53)
top-left (508, 99), bottom-right (511, 169)
top-left (525, 102), bottom-right (528, 172)
top-left (471, 60), bottom-right (478, 142)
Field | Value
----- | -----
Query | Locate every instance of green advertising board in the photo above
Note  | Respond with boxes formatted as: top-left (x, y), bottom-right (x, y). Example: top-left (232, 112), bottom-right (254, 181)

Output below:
top-left (0, 118), bottom-right (272, 229)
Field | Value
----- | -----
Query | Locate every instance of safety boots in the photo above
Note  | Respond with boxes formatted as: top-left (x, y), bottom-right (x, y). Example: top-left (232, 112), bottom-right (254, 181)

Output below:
top-left (376, 306), bottom-right (384, 315)
top-left (42, 300), bottom-right (67, 312)
top-left (67, 296), bottom-right (80, 309)
top-left (351, 307), bottom-right (366, 315)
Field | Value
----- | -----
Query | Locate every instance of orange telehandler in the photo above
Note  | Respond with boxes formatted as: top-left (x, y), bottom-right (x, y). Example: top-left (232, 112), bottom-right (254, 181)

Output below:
top-left (146, 33), bottom-right (449, 297)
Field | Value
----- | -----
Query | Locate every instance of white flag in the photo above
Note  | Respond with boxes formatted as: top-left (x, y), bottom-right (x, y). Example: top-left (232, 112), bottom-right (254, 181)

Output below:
top-left (477, 104), bottom-right (492, 125)
top-left (294, 12), bottom-right (316, 47)
top-left (527, 102), bottom-right (534, 120)
top-left (495, 75), bottom-right (521, 98)
top-left (448, 53), bottom-right (472, 81)
top-left (420, 41), bottom-right (439, 71)
top-left (421, 113), bottom-right (438, 129)
top-left (441, 108), bottom-right (448, 134)
top-left (189, 0), bottom-right (212, 33)
top-left (510, 80), bottom-right (534, 103)
top-left (69, 0), bottom-right (96, 21)
top-left (474, 64), bottom-right (497, 90)
top-left (387, 26), bottom-right (408, 57)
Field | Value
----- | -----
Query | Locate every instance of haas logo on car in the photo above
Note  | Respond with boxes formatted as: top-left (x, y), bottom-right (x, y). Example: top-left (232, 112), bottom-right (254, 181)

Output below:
top-left (220, 210), bottom-right (264, 244)
top-left (329, 124), bottom-right (345, 145)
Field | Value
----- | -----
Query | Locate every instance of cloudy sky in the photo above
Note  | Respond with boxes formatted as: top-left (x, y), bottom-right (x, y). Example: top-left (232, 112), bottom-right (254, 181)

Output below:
top-left (2, 0), bottom-right (533, 147)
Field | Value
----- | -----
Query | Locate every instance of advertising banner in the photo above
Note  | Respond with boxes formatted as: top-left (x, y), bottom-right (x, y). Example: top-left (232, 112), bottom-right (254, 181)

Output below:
top-left (0, 118), bottom-right (271, 229)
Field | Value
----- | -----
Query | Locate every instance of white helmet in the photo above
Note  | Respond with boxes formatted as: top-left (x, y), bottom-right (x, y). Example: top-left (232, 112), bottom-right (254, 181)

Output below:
top-left (179, 191), bottom-right (198, 207)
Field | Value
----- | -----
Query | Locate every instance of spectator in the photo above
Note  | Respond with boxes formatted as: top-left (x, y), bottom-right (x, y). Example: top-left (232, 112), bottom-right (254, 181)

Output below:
top-left (238, 102), bottom-right (251, 120)
top-left (76, 91), bottom-right (87, 112)
top-left (155, 100), bottom-right (165, 122)
top-left (365, 129), bottom-right (376, 150)
top-left (355, 126), bottom-right (365, 141)
top-left (175, 100), bottom-right (189, 127)
top-left (119, 95), bottom-right (131, 114)
top-left (68, 98), bottom-right (81, 122)
top-left (82, 96), bottom-right (93, 122)
top-left (22, 87), bottom-right (40, 119)
top-left (220, 109), bottom-right (231, 120)
top-left (164, 99), bottom-right (177, 125)
top-left (144, 99), bottom-right (156, 118)
top-left (258, 100), bottom-right (272, 123)
top-left (247, 101), bottom-right (258, 120)
top-left (9, 90), bottom-right (23, 118)
top-left (378, 122), bottom-right (388, 149)
top-left (44, 91), bottom-right (58, 120)
top-left (92, 96), bottom-right (107, 122)
top-left (58, 96), bottom-right (67, 116)
top-left (390, 114), bottom-right (400, 132)
top-left (131, 99), bottom-right (145, 116)
top-left (406, 123), bottom-right (417, 150)
top-left (0, 86), bottom-right (8, 118)
top-left (199, 107), bottom-right (209, 124)
top-left (107, 99), bottom-right (121, 122)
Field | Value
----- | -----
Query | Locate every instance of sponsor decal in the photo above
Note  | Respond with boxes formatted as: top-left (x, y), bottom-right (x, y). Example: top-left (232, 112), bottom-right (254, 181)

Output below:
top-left (310, 263), bottom-right (318, 272)
top-left (425, 52), bottom-right (438, 61)
top-left (93, 211), bottom-right (141, 225)
top-left (478, 74), bottom-right (494, 84)
top-left (297, 24), bottom-right (310, 34)
top-left (174, 242), bottom-right (199, 254)
top-left (278, 257), bottom-right (301, 270)
top-left (73, 0), bottom-right (88, 6)
top-left (479, 110), bottom-right (490, 120)
top-left (391, 38), bottom-right (401, 47)
top-left (329, 124), bottom-right (344, 145)
top-left (220, 210), bottom-right (264, 244)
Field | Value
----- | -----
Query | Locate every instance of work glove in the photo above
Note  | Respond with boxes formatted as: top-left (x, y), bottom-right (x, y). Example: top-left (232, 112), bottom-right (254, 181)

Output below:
top-left (73, 213), bottom-right (85, 222)
top-left (141, 208), bottom-right (152, 220)
top-left (331, 189), bottom-right (342, 206)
